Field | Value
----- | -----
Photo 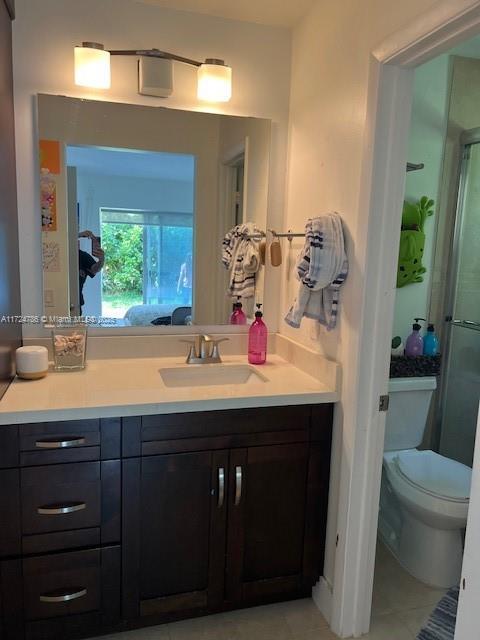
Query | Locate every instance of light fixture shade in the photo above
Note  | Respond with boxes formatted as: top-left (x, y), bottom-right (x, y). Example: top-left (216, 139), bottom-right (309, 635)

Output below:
top-left (197, 60), bottom-right (232, 103)
top-left (74, 43), bottom-right (110, 89)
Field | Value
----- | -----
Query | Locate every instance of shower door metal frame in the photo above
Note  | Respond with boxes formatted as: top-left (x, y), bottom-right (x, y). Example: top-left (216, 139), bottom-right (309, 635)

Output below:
top-left (437, 128), bottom-right (480, 453)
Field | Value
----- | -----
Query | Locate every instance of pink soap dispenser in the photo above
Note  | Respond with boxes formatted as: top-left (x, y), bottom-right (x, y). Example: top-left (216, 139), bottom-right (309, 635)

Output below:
top-left (248, 304), bottom-right (268, 365)
top-left (230, 297), bottom-right (247, 325)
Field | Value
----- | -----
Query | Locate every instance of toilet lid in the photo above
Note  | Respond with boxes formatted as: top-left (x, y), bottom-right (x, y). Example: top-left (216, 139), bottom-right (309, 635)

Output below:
top-left (395, 450), bottom-right (472, 500)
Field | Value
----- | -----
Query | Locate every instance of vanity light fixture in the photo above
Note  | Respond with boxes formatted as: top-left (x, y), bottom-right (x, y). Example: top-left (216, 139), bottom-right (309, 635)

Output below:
top-left (74, 43), bottom-right (111, 89)
top-left (73, 42), bottom-right (232, 102)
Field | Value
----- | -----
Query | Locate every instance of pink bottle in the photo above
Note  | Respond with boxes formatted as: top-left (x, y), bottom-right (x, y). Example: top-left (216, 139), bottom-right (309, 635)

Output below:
top-left (248, 304), bottom-right (268, 364)
top-left (230, 297), bottom-right (247, 325)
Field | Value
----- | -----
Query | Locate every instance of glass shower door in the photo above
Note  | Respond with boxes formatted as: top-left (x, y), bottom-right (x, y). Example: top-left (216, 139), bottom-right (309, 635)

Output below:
top-left (439, 135), bottom-right (480, 467)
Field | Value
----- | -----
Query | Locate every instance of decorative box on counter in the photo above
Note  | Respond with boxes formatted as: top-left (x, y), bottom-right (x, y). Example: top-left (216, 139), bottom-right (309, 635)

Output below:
top-left (390, 354), bottom-right (441, 379)
top-left (51, 322), bottom-right (88, 370)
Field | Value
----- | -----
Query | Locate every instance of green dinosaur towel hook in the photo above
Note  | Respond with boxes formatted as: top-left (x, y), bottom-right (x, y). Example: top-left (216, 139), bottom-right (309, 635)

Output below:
top-left (397, 196), bottom-right (434, 288)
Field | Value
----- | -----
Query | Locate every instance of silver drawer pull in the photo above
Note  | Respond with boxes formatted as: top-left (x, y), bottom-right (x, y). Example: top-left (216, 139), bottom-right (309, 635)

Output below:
top-left (218, 467), bottom-right (225, 508)
top-left (37, 502), bottom-right (86, 515)
top-left (40, 588), bottom-right (87, 603)
top-left (235, 465), bottom-right (242, 506)
top-left (35, 437), bottom-right (86, 449)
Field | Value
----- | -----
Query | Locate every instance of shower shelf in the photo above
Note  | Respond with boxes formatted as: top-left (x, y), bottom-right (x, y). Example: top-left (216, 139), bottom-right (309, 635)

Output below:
top-left (406, 162), bottom-right (425, 172)
top-left (390, 354), bottom-right (441, 378)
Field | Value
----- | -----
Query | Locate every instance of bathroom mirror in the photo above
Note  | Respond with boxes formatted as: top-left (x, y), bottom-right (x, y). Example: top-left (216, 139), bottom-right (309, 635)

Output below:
top-left (37, 94), bottom-right (271, 327)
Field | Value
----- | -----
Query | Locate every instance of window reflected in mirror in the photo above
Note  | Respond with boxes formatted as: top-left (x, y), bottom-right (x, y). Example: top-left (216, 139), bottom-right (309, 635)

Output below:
top-left (65, 145), bottom-right (195, 325)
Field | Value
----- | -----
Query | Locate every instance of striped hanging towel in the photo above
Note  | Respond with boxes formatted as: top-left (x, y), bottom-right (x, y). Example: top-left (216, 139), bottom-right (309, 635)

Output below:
top-left (284, 213), bottom-right (348, 331)
top-left (222, 222), bottom-right (261, 299)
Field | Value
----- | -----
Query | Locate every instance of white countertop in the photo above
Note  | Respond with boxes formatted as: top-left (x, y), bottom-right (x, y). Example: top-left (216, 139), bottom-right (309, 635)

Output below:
top-left (0, 354), bottom-right (339, 425)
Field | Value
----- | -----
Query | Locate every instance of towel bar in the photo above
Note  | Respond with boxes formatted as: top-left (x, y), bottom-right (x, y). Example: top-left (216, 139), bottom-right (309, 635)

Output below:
top-left (244, 229), bottom-right (305, 242)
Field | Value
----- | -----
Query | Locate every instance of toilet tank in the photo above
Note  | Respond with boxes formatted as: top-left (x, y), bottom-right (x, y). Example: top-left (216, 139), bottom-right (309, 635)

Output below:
top-left (384, 377), bottom-right (437, 451)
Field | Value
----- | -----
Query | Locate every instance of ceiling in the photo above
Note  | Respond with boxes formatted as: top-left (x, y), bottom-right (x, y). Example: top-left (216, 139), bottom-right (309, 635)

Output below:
top-left (66, 146), bottom-right (195, 182)
top-left (134, 0), bottom-right (316, 28)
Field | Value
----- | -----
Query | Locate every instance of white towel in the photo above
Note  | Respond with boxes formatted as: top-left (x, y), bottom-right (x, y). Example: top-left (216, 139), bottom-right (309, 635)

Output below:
top-left (284, 213), bottom-right (348, 330)
top-left (222, 222), bottom-right (261, 299)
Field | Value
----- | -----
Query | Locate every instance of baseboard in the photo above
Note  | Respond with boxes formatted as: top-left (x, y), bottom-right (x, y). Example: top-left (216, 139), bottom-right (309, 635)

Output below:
top-left (312, 576), bottom-right (333, 625)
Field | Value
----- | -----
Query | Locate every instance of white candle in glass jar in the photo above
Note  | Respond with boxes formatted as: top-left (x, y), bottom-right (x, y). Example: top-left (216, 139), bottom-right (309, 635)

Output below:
top-left (15, 346), bottom-right (49, 379)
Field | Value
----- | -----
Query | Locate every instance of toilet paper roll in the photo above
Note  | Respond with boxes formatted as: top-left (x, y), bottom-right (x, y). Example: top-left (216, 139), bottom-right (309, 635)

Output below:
top-left (16, 346), bottom-right (49, 380)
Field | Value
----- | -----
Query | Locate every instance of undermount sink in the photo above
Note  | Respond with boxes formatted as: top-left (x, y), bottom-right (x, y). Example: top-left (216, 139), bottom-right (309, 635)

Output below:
top-left (159, 364), bottom-right (268, 388)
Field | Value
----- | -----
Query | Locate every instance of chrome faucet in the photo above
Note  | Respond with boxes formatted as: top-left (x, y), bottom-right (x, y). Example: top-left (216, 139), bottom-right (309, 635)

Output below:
top-left (182, 334), bottom-right (229, 364)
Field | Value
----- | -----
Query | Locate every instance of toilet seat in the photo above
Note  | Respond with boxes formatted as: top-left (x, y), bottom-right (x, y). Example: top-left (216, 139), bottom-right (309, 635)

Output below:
top-left (394, 450), bottom-right (471, 502)
top-left (383, 451), bottom-right (470, 529)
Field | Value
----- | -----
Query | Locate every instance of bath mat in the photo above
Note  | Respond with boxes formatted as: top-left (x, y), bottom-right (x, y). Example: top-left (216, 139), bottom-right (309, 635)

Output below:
top-left (417, 586), bottom-right (459, 640)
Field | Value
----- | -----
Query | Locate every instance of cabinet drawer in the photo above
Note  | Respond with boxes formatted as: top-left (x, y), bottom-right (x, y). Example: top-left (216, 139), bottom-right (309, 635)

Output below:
top-left (23, 548), bottom-right (102, 621)
top-left (17, 418), bottom-right (120, 466)
top-left (19, 460), bottom-right (120, 554)
top-left (22, 546), bottom-right (120, 639)
top-left (21, 462), bottom-right (101, 535)
top-left (142, 406), bottom-right (311, 440)
top-left (123, 406), bottom-right (312, 457)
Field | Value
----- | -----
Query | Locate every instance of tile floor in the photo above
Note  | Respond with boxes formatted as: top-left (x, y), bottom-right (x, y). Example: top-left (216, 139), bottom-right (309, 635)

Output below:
top-left (369, 540), bottom-right (446, 639)
top-left (94, 541), bottom-right (446, 640)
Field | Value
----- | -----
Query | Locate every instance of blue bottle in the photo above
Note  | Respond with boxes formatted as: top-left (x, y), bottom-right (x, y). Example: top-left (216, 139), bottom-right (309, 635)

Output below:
top-left (423, 323), bottom-right (439, 356)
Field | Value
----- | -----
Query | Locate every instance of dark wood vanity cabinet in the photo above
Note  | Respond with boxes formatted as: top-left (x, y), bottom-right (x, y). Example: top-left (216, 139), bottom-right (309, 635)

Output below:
top-left (0, 404), bottom-right (333, 640)
top-left (122, 405), bottom-right (333, 624)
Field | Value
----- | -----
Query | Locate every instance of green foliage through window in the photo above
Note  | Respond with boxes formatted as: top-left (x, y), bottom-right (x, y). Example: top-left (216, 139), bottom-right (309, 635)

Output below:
top-left (101, 223), bottom-right (143, 295)
top-left (100, 220), bottom-right (193, 305)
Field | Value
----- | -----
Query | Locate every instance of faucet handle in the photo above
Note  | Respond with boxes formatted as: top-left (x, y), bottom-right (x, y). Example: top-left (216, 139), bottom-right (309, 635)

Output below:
top-left (179, 338), bottom-right (198, 359)
top-left (211, 338), bottom-right (229, 360)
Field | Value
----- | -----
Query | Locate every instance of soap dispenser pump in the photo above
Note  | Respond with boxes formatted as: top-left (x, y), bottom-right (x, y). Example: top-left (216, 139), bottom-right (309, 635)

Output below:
top-left (248, 304), bottom-right (267, 364)
top-left (405, 318), bottom-right (425, 357)
top-left (230, 296), bottom-right (247, 325)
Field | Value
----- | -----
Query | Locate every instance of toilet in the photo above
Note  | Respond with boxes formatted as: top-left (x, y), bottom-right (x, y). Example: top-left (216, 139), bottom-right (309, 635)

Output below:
top-left (378, 377), bottom-right (472, 588)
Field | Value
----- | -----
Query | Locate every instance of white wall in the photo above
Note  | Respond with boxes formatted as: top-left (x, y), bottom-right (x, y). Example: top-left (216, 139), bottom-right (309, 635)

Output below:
top-left (12, 0), bottom-right (291, 336)
top-left (282, 0), bottom-right (444, 596)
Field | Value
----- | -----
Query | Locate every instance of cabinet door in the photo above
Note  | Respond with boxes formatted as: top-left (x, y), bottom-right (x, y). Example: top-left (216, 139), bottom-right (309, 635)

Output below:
top-left (123, 450), bottom-right (228, 620)
top-left (226, 443), bottom-right (312, 604)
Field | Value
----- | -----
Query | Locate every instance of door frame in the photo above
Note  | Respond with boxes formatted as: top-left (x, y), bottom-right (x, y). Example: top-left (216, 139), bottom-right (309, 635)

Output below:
top-left (329, 1), bottom-right (480, 636)
top-left (454, 401), bottom-right (480, 639)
